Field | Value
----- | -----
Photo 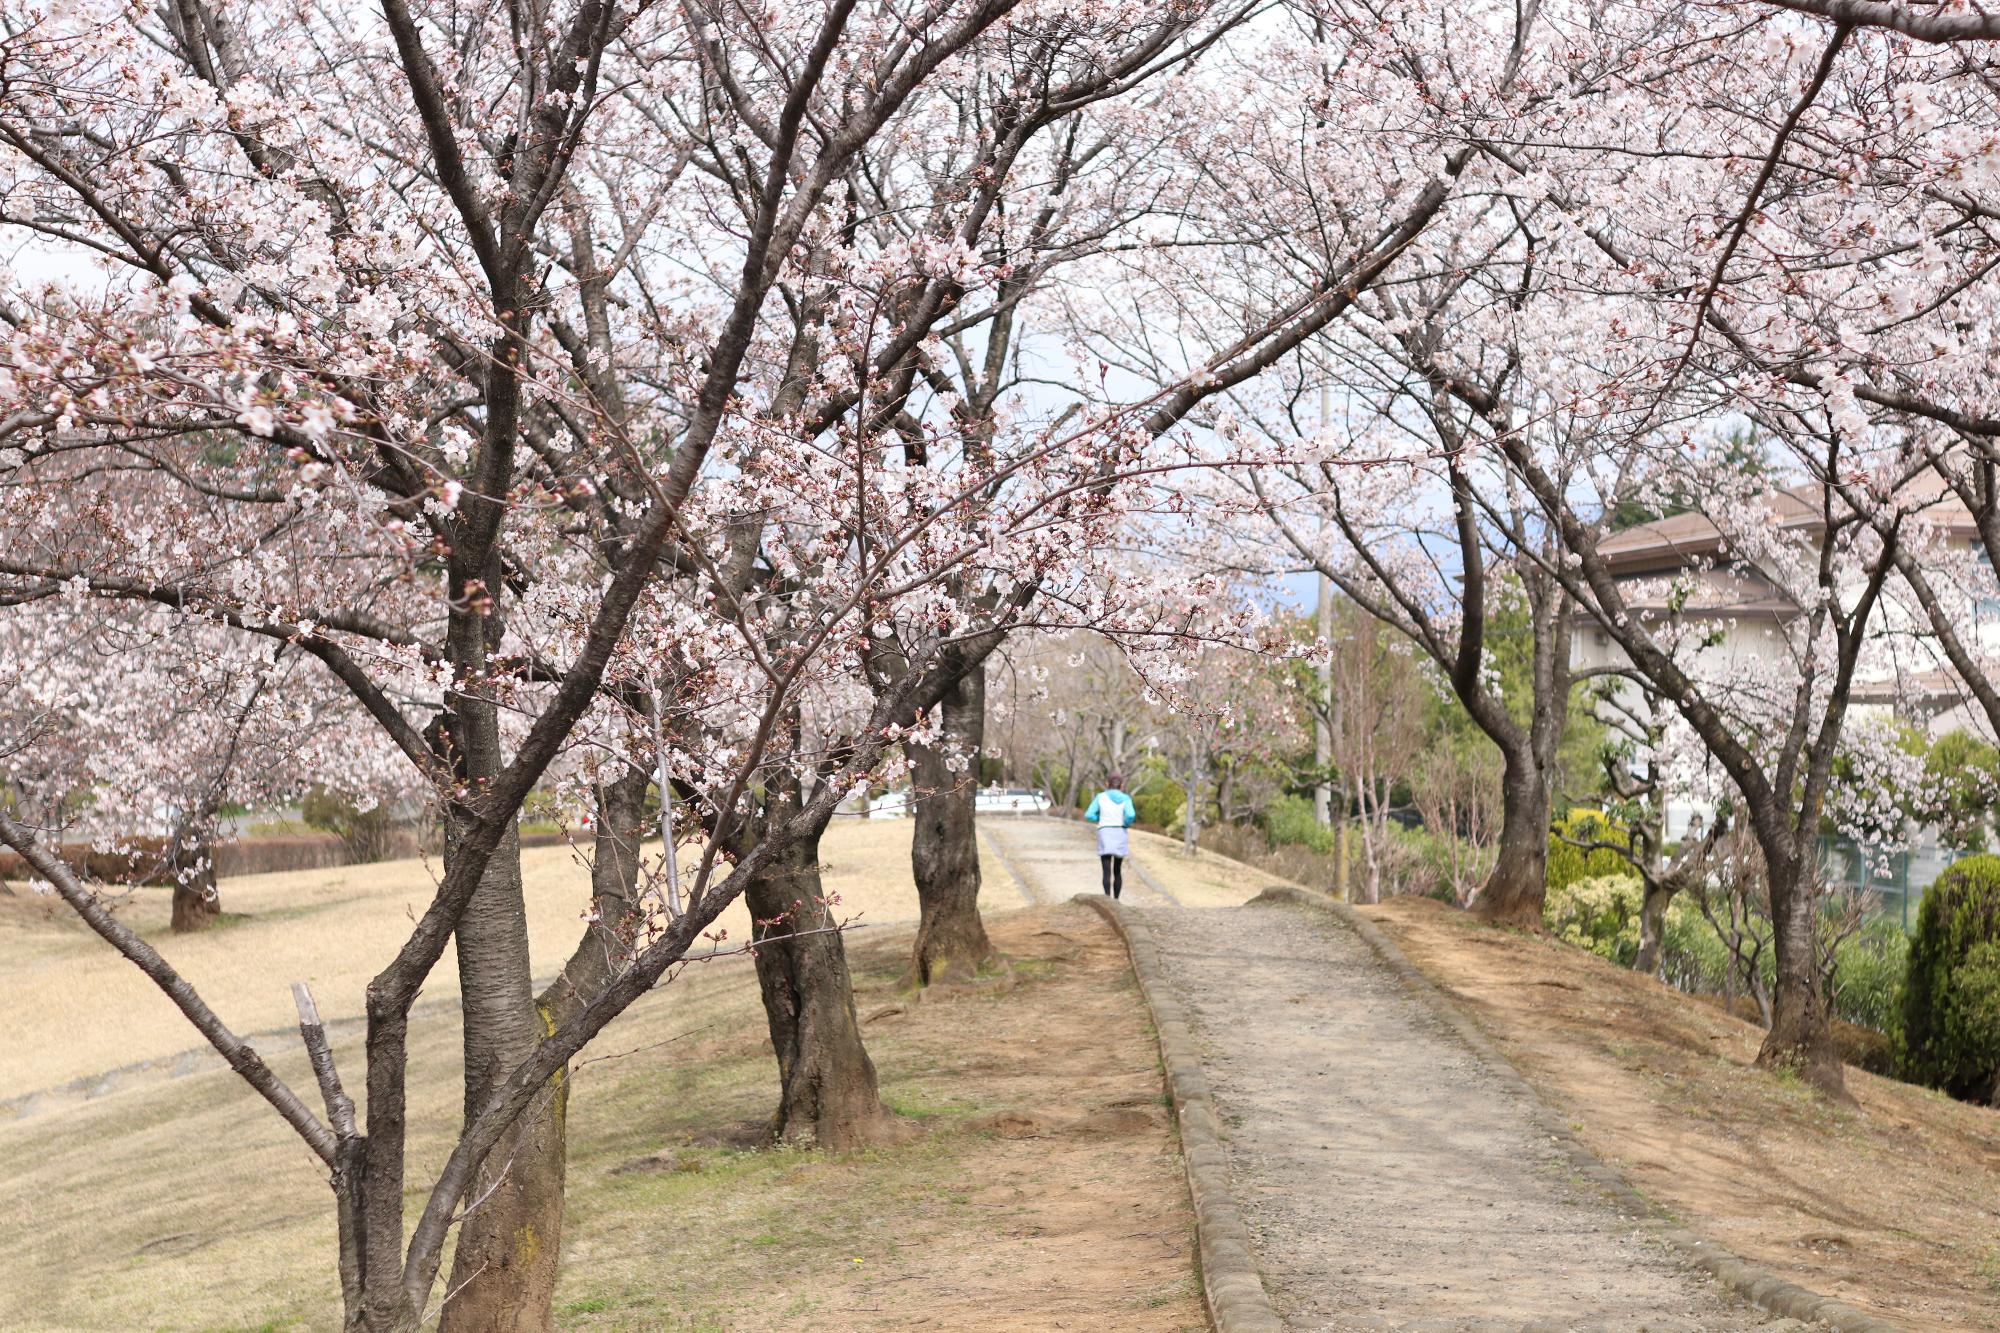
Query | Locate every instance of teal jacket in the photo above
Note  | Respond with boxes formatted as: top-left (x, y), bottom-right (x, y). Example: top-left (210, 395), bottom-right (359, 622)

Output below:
top-left (1085, 789), bottom-right (1136, 828)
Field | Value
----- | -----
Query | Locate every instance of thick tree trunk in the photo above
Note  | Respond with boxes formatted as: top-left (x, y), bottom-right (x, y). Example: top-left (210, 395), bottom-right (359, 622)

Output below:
top-left (439, 767), bottom-right (652, 1333)
top-left (1756, 851), bottom-right (1847, 1098)
top-left (741, 815), bottom-right (889, 1147)
top-left (429, 663), bottom-right (561, 1332)
top-left (908, 663), bottom-right (993, 985)
top-left (1473, 750), bottom-right (1550, 928)
top-left (1633, 881), bottom-right (1675, 977)
top-left (439, 818), bottom-right (563, 1333)
top-left (168, 818), bottom-right (221, 933)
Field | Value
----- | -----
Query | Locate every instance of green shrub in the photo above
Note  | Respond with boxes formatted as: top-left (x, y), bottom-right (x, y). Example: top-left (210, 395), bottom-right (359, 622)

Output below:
top-left (1900, 854), bottom-right (2000, 1102)
top-left (1546, 809), bottom-right (1634, 895)
top-left (1658, 899), bottom-right (1740, 995)
top-left (1131, 779), bottom-right (1183, 830)
top-left (1387, 824), bottom-right (1492, 903)
top-left (1543, 873), bottom-right (1645, 965)
top-left (1262, 794), bottom-right (1335, 855)
top-left (1651, 891), bottom-right (1904, 1034)
top-left (1830, 916), bottom-right (1909, 1034)
top-left (301, 787), bottom-right (404, 864)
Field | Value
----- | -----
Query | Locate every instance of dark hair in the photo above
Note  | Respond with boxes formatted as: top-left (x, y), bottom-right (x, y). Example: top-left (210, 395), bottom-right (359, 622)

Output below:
top-left (1107, 773), bottom-right (1124, 789)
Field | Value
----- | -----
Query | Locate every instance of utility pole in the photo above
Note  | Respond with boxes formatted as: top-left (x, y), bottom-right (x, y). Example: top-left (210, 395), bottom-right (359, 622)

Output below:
top-left (1312, 381), bottom-right (1335, 832)
top-left (1311, 383), bottom-right (1349, 900)
top-left (1314, 571), bottom-right (1333, 828)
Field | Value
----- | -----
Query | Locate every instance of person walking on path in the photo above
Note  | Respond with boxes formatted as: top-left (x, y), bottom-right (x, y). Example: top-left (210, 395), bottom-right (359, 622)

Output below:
top-left (1085, 775), bottom-right (1137, 899)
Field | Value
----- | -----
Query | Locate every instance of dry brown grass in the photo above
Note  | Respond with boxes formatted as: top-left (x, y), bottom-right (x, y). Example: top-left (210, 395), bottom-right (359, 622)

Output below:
top-left (1365, 895), bottom-right (2000, 1333)
top-left (2, 817), bottom-right (957, 1098)
top-left (1124, 825), bottom-right (1291, 908)
top-left (0, 822), bottom-right (1199, 1332)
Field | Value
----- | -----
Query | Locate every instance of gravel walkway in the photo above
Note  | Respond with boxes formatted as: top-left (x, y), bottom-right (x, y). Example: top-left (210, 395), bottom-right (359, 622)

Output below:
top-left (1131, 895), bottom-right (1805, 1333)
top-left (979, 815), bottom-right (1182, 907)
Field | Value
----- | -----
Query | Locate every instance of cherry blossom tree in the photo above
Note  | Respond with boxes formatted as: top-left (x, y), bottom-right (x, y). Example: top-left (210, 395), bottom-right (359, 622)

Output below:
top-left (0, 1), bottom-right (1248, 1325)
top-left (1237, 371), bottom-right (1608, 926)
top-left (1221, 0), bottom-right (1990, 1095)
top-left (777, 4), bottom-right (1266, 985)
top-left (1070, 0), bottom-right (1648, 924)
top-left (802, 0), bottom-right (1548, 983)
top-left (0, 603), bottom-right (404, 929)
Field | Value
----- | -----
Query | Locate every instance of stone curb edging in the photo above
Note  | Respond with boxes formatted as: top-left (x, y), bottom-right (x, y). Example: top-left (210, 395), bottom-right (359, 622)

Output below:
top-left (1251, 884), bottom-right (1905, 1333)
top-left (1073, 893), bottom-right (1285, 1333)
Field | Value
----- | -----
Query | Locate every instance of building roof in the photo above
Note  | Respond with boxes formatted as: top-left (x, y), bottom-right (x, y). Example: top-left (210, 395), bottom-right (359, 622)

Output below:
top-left (1852, 666), bottom-right (1975, 709)
top-left (1596, 486), bottom-right (1824, 574)
top-left (1598, 479), bottom-right (1980, 576)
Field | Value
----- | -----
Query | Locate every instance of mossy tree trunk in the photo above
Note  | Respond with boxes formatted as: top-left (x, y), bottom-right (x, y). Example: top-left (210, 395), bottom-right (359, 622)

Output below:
top-left (728, 718), bottom-right (889, 1147)
top-left (743, 822), bottom-right (888, 1145)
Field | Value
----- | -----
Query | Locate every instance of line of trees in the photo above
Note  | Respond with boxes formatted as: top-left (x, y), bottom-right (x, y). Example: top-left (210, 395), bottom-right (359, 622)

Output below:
top-left (7, 0), bottom-right (2000, 1320)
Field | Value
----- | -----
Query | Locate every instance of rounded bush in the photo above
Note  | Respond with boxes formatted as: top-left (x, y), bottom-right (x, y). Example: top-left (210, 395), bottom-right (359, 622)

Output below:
top-left (1543, 873), bottom-right (1644, 965)
top-left (1262, 794), bottom-right (1335, 855)
top-left (1900, 853), bottom-right (2000, 1104)
top-left (1131, 779), bottom-right (1183, 830)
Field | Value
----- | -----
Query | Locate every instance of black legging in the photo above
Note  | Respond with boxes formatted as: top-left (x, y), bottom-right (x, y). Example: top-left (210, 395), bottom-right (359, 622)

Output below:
top-left (1100, 854), bottom-right (1124, 899)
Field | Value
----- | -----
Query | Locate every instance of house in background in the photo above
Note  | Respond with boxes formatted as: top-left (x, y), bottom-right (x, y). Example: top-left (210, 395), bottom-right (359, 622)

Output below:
top-left (1571, 484), bottom-right (1992, 924)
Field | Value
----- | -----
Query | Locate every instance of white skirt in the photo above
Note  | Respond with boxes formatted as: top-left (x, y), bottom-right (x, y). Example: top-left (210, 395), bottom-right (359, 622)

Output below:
top-left (1096, 826), bottom-right (1129, 858)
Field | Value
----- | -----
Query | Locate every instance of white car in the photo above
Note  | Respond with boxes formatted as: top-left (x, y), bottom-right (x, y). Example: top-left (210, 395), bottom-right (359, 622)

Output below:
top-left (974, 786), bottom-right (1052, 815)
top-left (866, 789), bottom-right (912, 818)
top-left (867, 786), bottom-right (1050, 817)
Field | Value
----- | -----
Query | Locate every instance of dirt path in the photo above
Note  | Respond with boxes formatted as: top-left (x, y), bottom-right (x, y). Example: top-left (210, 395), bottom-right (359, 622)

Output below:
top-left (982, 821), bottom-right (1798, 1332)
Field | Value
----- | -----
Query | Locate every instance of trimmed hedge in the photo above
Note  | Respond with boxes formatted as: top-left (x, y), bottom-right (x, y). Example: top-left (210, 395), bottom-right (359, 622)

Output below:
top-left (1900, 853), bottom-right (2000, 1104)
top-left (0, 837), bottom-right (173, 885)
top-left (0, 831), bottom-right (375, 884)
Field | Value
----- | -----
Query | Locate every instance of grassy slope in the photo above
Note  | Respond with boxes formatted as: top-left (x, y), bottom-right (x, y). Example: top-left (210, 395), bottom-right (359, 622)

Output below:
top-left (1, 820), bottom-right (948, 1099)
top-left (0, 824), bottom-right (1201, 1333)
top-left (1365, 894), bottom-right (2000, 1333)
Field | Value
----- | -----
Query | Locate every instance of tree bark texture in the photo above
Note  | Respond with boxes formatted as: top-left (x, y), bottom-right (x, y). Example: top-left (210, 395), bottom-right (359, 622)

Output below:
top-left (741, 812), bottom-right (888, 1147)
top-left (1756, 850), bottom-right (1847, 1096)
top-left (433, 658), bottom-right (562, 1332)
top-left (168, 816), bottom-right (222, 933)
top-left (1633, 881), bottom-right (1675, 977)
top-left (438, 816), bottom-right (563, 1333)
top-left (442, 764), bottom-right (655, 1331)
top-left (908, 662), bottom-right (993, 984)
top-left (1473, 749), bottom-right (1551, 929)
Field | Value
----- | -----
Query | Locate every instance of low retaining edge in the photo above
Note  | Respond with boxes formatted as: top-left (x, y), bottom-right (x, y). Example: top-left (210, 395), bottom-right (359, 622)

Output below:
top-left (1074, 893), bottom-right (1285, 1333)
